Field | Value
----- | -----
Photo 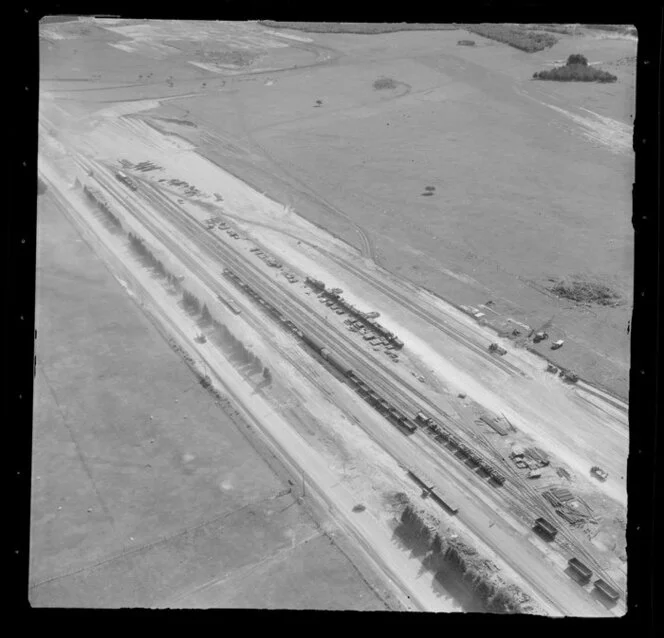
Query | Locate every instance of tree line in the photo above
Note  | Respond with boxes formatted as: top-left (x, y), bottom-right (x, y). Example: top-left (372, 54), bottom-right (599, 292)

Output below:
top-left (125, 229), bottom-right (273, 384)
top-left (399, 503), bottom-right (529, 613)
top-left (83, 185), bottom-right (123, 230)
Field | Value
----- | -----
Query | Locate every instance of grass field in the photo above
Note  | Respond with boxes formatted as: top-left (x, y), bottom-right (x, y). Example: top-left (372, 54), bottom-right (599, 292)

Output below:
top-left (38, 19), bottom-right (635, 397)
top-left (159, 26), bottom-right (634, 396)
top-left (30, 193), bottom-right (389, 609)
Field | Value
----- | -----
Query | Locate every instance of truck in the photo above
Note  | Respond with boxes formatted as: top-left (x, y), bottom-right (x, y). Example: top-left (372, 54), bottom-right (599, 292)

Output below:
top-left (560, 370), bottom-right (579, 384)
top-left (115, 171), bottom-right (138, 191)
top-left (594, 579), bottom-right (620, 602)
top-left (551, 339), bottom-right (564, 350)
top-left (488, 343), bottom-right (507, 355)
top-left (590, 466), bottom-right (609, 481)
top-left (533, 331), bottom-right (549, 344)
top-left (415, 411), bottom-right (432, 425)
top-left (533, 517), bottom-right (558, 540)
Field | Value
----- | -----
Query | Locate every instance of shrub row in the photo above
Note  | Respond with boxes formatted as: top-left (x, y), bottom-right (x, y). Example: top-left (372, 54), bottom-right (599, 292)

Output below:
top-left (463, 24), bottom-right (558, 52)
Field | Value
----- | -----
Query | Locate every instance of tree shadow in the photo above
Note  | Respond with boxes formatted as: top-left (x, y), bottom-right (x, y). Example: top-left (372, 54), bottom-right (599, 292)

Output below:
top-left (432, 569), bottom-right (486, 613)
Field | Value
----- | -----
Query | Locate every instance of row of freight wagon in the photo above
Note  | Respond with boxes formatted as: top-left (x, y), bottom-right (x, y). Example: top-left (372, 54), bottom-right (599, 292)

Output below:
top-left (415, 412), bottom-right (507, 486)
top-left (533, 518), bottom-right (621, 603)
top-left (305, 277), bottom-right (404, 349)
top-left (299, 332), bottom-right (417, 434)
top-left (223, 267), bottom-right (415, 435)
top-left (224, 268), bottom-right (618, 605)
top-left (225, 267), bottom-right (504, 485)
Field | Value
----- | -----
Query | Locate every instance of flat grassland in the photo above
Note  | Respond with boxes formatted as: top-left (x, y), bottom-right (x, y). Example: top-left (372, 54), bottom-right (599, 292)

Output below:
top-left (38, 20), bottom-right (635, 396)
top-left (165, 27), bottom-right (635, 397)
top-left (30, 193), bottom-right (388, 610)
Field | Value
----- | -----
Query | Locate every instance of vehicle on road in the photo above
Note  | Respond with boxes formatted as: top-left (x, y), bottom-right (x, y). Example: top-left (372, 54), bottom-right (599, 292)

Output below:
top-left (590, 466), bottom-right (609, 481)
top-left (488, 343), bottom-right (507, 355)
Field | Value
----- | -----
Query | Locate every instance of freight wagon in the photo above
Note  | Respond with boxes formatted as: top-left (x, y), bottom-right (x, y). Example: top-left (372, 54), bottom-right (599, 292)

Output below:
top-left (567, 557), bottom-right (593, 583)
top-left (320, 348), bottom-right (353, 376)
top-left (429, 490), bottom-right (460, 515)
top-left (115, 171), bottom-right (138, 191)
top-left (533, 517), bottom-right (558, 540)
top-left (593, 579), bottom-right (620, 602)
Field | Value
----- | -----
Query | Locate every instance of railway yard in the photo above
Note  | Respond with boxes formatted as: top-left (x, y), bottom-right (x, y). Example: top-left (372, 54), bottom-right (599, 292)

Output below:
top-left (33, 19), bottom-right (631, 613)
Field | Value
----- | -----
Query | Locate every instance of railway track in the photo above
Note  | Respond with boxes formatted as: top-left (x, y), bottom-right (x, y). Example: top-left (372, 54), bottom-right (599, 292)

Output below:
top-left (78, 159), bottom-right (622, 611)
top-left (201, 211), bottom-right (522, 379)
top-left (120, 171), bottom-right (619, 563)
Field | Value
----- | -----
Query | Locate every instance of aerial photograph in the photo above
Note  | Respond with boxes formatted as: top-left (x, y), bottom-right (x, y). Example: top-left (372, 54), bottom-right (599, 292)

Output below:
top-left (33, 18), bottom-right (634, 613)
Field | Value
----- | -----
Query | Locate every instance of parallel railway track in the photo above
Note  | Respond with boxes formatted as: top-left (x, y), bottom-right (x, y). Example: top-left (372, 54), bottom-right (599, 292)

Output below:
top-left (76, 156), bottom-right (623, 611)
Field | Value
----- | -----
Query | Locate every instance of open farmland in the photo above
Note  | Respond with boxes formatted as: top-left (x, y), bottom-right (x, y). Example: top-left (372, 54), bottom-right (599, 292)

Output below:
top-left (160, 26), bottom-right (634, 397)
top-left (36, 18), bottom-right (632, 614)
top-left (30, 192), bottom-right (391, 610)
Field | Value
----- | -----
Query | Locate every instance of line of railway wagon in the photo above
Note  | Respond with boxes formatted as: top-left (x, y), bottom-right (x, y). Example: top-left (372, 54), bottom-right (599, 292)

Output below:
top-left (223, 267), bottom-right (505, 480)
top-left (221, 267), bottom-right (621, 604)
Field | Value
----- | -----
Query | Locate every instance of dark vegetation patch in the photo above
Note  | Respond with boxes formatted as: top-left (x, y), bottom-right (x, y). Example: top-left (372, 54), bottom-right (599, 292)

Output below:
top-left (40, 15), bottom-right (80, 24)
top-left (523, 24), bottom-right (576, 35)
top-left (196, 49), bottom-right (258, 67)
top-left (548, 274), bottom-right (622, 306)
top-left (533, 54), bottom-right (618, 83)
top-left (157, 117), bottom-right (197, 128)
top-left (259, 21), bottom-right (459, 34)
top-left (463, 24), bottom-right (558, 52)
top-left (373, 77), bottom-right (398, 90)
top-left (583, 24), bottom-right (637, 36)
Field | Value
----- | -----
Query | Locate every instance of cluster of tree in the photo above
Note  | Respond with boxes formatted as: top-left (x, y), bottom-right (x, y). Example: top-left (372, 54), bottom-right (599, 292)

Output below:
top-left (399, 503), bottom-right (526, 614)
top-left (549, 275), bottom-right (621, 305)
top-left (83, 186), bottom-right (122, 230)
top-left (464, 24), bottom-right (558, 52)
top-left (533, 54), bottom-right (618, 82)
top-left (373, 77), bottom-right (397, 90)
